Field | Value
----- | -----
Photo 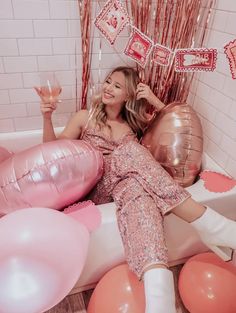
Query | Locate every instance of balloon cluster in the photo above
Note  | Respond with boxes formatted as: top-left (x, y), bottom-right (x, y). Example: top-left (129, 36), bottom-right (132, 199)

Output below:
top-left (0, 139), bottom-right (104, 312)
top-left (1, 138), bottom-right (235, 313)
top-left (87, 253), bottom-right (236, 313)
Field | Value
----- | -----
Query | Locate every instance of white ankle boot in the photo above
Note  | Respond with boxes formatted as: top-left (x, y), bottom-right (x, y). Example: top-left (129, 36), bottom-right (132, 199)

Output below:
top-left (144, 268), bottom-right (176, 313)
top-left (191, 206), bottom-right (236, 261)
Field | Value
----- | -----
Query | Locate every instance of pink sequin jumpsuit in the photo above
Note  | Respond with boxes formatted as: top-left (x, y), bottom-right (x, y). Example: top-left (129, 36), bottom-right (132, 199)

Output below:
top-left (82, 127), bottom-right (190, 279)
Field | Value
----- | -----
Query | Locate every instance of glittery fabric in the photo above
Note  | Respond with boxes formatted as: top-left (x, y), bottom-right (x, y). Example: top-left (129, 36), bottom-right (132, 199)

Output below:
top-left (82, 127), bottom-right (191, 279)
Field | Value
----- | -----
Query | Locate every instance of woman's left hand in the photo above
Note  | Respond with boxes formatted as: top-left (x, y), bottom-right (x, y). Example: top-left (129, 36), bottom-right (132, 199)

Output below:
top-left (136, 83), bottom-right (157, 104)
top-left (136, 83), bottom-right (164, 111)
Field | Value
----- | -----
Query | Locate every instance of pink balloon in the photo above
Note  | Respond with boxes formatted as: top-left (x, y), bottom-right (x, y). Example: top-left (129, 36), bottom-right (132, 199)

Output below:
top-left (0, 139), bottom-right (103, 215)
top-left (0, 207), bottom-right (90, 313)
top-left (178, 252), bottom-right (236, 313)
top-left (0, 146), bottom-right (12, 163)
top-left (87, 264), bottom-right (145, 313)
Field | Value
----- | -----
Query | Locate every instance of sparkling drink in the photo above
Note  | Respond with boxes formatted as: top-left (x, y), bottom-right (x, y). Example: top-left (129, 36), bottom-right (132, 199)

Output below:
top-left (40, 85), bottom-right (62, 103)
top-left (35, 72), bottom-right (62, 104)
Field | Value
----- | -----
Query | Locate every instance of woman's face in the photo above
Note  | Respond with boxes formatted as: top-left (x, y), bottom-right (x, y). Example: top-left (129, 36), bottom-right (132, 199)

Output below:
top-left (102, 71), bottom-right (128, 110)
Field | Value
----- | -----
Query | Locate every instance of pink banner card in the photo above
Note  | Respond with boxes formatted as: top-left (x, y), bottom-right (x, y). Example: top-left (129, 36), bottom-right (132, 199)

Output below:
top-left (224, 39), bottom-right (236, 79)
top-left (124, 26), bottom-right (154, 67)
top-left (94, 0), bottom-right (129, 45)
top-left (200, 170), bottom-right (236, 193)
top-left (175, 48), bottom-right (217, 72)
top-left (153, 44), bottom-right (173, 66)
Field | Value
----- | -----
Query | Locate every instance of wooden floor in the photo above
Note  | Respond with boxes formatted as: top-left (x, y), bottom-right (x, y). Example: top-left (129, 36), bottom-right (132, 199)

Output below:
top-left (46, 265), bottom-right (189, 313)
top-left (46, 290), bottom-right (92, 313)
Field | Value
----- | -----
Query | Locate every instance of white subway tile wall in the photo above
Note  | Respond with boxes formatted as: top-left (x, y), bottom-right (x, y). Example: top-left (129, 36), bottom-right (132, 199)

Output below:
top-left (188, 0), bottom-right (236, 177)
top-left (0, 1), bottom-right (235, 177)
top-left (0, 0), bottom-right (133, 133)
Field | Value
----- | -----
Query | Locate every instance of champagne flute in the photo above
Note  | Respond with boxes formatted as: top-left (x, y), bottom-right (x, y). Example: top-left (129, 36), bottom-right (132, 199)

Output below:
top-left (35, 72), bottom-right (62, 107)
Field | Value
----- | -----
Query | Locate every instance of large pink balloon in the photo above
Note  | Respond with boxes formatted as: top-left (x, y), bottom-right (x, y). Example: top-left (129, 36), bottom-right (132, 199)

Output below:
top-left (0, 139), bottom-right (103, 215)
top-left (178, 252), bottom-right (236, 313)
top-left (0, 207), bottom-right (90, 313)
top-left (87, 263), bottom-right (145, 313)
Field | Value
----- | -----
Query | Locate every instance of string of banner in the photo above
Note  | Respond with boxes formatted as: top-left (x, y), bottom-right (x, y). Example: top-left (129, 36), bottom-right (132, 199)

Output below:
top-left (94, 0), bottom-right (236, 79)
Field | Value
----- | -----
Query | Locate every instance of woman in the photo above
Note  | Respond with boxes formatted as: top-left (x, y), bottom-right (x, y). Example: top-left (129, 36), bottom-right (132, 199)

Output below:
top-left (36, 66), bottom-right (236, 313)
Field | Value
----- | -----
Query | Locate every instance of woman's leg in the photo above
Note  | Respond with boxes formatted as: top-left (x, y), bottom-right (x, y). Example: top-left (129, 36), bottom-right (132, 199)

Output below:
top-left (171, 197), bottom-right (206, 222)
top-left (112, 176), bottom-right (176, 313)
top-left (143, 264), bottom-right (176, 313)
top-left (171, 197), bottom-right (236, 260)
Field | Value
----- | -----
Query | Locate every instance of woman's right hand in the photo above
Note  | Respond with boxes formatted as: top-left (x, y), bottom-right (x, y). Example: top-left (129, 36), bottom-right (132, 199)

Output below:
top-left (34, 87), bottom-right (58, 119)
top-left (40, 101), bottom-right (57, 119)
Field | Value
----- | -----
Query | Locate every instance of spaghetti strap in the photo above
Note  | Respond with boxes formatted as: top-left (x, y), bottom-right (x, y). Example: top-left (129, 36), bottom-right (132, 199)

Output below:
top-left (80, 106), bottom-right (96, 139)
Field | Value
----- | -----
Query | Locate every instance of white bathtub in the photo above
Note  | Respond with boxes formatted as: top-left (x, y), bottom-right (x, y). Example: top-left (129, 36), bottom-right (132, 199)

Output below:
top-left (0, 129), bottom-right (236, 293)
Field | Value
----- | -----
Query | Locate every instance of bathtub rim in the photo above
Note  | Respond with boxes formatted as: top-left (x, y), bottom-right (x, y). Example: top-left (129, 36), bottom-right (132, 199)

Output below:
top-left (0, 127), bottom-right (229, 186)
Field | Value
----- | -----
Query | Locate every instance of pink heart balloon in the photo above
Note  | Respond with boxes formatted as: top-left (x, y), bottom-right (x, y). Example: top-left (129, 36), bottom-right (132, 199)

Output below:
top-left (0, 139), bottom-right (103, 215)
top-left (0, 207), bottom-right (90, 313)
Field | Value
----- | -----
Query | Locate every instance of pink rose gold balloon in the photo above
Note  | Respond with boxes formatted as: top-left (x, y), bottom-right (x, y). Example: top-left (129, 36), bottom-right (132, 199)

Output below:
top-left (87, 263), bottom-right (145, 313)
top-left (179, 252), bottom-right (236, 313)
top-left (0, 140), bottom-right (103, 215)
top-left (142, 102), bottom-right (203, 187)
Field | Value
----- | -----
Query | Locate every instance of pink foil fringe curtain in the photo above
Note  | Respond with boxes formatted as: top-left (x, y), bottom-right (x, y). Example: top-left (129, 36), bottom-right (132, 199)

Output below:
top-left (78, 0), bottom-right (214, 109)
top-left (125, 0), bottom-right (214, 105)
top-left (78, 0), bottom-right (92, 110)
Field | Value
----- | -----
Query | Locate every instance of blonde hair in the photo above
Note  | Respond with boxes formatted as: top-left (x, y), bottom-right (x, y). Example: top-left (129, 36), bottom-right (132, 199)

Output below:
top-left (90, 66), bottom-right (149, 138)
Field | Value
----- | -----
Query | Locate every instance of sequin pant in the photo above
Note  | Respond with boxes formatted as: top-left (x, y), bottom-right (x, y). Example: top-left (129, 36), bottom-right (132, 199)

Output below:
top-left (89, 141), bottom-right (191, 279)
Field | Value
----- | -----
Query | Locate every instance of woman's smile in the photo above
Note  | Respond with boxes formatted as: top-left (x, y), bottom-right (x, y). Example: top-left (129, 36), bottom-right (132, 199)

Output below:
top-left (103, 91), bottom-right (114, 99)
